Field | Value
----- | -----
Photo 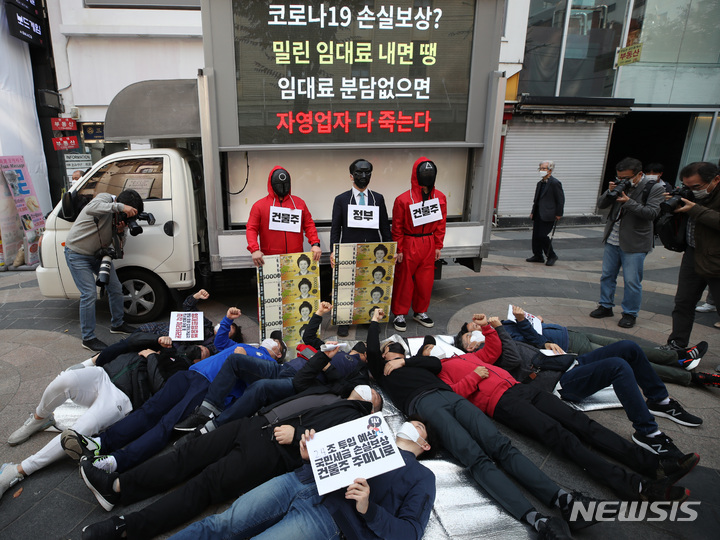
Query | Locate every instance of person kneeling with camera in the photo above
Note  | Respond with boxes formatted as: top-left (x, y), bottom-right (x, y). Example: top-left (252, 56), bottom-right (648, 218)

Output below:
top-left (65, 189), bottom-right (145, 352)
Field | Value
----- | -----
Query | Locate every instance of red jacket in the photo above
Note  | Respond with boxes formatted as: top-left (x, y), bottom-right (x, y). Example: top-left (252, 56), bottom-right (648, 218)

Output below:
top-left (246, 166), bottom-right (320, 255)
top-left (438, 325), bottom-right (517, 417)
top-left (391, 156), bottom-right (447, 254)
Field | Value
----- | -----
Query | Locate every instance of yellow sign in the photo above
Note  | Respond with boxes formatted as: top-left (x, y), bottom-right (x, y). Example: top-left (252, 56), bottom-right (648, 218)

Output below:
top-left (617, 43), bottom-right (642, 66)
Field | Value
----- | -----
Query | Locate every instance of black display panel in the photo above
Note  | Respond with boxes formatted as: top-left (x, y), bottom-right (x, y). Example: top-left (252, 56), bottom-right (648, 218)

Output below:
top-left (232, 1), bottom-right (476, 144)
top-left (6, 3), bottom-right (45, 47)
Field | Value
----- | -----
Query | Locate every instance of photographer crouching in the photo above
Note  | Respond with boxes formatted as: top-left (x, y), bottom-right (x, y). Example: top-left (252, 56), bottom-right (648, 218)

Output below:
top-left (661, 162), bottom-right (720, 352)
top-left (64, 189), bottom-right (149, 352)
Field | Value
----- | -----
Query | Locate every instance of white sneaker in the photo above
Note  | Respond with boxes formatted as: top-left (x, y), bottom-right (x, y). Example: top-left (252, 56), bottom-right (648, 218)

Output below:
top-left (8, 414), bottom-right (55, 446)
top-left (92, 455), bottom-right (118, 473)
top-left (0, 463), bottom-right (24, 499)
top-left (695, 302), bottom-right (715, 313)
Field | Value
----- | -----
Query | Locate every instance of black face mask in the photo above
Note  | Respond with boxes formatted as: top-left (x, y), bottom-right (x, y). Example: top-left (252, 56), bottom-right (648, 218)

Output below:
top-left (351, 160), bottom-right (373, 189)
top-left (271, 169), bottom-right (291, 198)
top-left (416, 161), bottom-right (437, 188)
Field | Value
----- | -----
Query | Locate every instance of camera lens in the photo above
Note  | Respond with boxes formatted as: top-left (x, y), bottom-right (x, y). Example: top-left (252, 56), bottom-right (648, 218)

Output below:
top-left (96, 255), bottom-right (113, 286)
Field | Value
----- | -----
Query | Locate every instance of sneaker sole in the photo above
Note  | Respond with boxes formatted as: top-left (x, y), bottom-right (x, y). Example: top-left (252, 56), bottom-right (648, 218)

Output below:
top-left (174, 424), bottom-right (203, 432)
top-left (413, 317), bottom-right (435, 328)
top-left (109, 328), bottom-right (131, 335)
top-left (81, 343), bottom-right (105, 352)
top-left (393, 324), bottom-right (407, 332)
top-left (682, 358), bottom-right (701, 371)
top-left (663, 454), bottom-right (700, 485)
top-left (61, 431), bottom-right (97, 462)
top-left (589, 311), bottom-right (614, 319)
top-left (648, 409), bottom-right (702, 427)
top-left (80, 464), bottom-right (115, 511)
top-left (632, 434), bottom-right (672, 456)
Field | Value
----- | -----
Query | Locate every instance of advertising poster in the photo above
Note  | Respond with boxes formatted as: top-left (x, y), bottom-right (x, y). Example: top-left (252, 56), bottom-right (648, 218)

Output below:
top-left (332, 241), bottom-right (396, 325)
top-left (257, 251), bottom-right (321, 348)
top-left (307, 414), bottom-right (404, 496)
top-left (169, 312), bottom-right (204, 341)
top-left (0, 156), bottom-right (46, 266)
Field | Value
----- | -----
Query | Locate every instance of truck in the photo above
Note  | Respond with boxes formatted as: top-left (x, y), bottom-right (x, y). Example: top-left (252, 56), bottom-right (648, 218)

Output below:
top-left (36, 0), bottom-right (507, 323)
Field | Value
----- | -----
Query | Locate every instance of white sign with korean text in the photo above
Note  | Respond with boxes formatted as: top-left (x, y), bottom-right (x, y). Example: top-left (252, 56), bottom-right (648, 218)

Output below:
top-left (346, 204), bottom-right (379, 229)
top-left (409, 198), bottom-right (441, 226)
top-left (506, 305), bottom-right (543, 335)
top-left (269, 206), bottom-right (302, 233)
top-left (169, 312), bottom-right (204, 341)
top-left (307, 414), bottom-right (404, 495)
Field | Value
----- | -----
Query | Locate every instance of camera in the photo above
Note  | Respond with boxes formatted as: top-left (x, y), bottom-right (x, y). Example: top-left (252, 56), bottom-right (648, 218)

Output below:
top-left (607, 179), bottom-right (632, 200)
top-left (120, 211), bottom-right (156, 236)
top-left (660, 186), bottom-right (694, 214)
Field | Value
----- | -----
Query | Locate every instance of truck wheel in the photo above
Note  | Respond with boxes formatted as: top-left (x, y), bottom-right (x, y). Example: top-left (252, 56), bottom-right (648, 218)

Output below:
top-left (117, 269), bottom-right (168, 323)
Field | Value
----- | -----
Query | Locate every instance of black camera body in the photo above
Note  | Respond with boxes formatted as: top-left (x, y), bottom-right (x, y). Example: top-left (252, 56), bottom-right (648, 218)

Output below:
top-left (94, 210), bottom-right (155, 287)
top-left (607, 178), bottom-right (632, 200)
top-left (660, 186), bottom-right (694, 214)
top-left (119, 211), bottom-right (156, 237)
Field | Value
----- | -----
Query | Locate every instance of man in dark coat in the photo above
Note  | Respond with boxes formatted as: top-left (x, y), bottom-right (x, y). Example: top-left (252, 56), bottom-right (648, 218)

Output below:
top-left (527, 160), bottom-right (565, 266)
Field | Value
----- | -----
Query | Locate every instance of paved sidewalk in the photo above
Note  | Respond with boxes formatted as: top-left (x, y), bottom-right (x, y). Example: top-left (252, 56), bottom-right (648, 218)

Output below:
top-left (0, 225), bottom-right (718, 539)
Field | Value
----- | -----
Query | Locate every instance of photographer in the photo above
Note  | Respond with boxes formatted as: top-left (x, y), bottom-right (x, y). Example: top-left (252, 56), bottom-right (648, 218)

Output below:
top-left (662, 162), bottom-right (720, 351)
top-left (64, 190), bottom-right (143, 352)
top-left (590, 158), bottom-right (666, 328)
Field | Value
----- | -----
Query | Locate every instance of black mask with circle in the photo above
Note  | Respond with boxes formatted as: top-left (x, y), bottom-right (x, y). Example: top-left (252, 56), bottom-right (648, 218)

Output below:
top-left (351, 160), bottom-right (373, 189)
top-left (271, 168), bottom-right (291, 198)
top-left (416, 161), bottom-right (437, 188)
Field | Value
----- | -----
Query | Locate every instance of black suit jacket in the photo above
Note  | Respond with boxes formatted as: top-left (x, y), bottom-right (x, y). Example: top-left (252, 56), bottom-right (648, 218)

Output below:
top-left (531, 175), bottom-right (565, 222)
top-left (330, 189), bottom-right (392, 248)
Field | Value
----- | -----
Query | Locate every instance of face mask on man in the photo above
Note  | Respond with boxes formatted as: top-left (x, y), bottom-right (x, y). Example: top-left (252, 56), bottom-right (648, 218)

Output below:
top-left (396, 422), bottom-right (425, 447)
top-left (416, 161), bottom-right (437, 188)
top-left (538, 170), bottom-right (550, 178)
top-left (351, 160), bottom-right (373, 189)
top-left (353, 384), bottom-right (373, 402)
top-left (271, 168), bottom-right (291, 198)
top-left (470, 330), bottom-right (484, 342)
top-left (692, 188), bottom-right (710, 200)
top-left (428, 345), bottom-right (446, 359)
top-left (261, 338), bottom-right (278, 354)
top-left (645, 174), bottom-right (659, 181)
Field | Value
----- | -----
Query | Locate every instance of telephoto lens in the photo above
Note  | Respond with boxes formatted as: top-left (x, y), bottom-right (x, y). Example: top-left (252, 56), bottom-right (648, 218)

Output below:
top-left (96, 255), bottom-right (113, 286)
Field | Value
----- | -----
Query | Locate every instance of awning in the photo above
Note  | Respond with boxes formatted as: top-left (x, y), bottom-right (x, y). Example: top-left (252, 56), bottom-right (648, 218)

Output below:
top-left (104, 79), bottom-right (200, 141)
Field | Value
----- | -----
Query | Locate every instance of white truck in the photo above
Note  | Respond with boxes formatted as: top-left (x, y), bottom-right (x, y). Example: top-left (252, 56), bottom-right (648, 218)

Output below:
top-left (36, 0), bottom-right (506, 322)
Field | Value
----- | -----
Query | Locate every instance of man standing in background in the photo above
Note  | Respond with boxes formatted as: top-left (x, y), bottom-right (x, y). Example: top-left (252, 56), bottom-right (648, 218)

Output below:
top-left (527, 160), bottom-right (564, 267)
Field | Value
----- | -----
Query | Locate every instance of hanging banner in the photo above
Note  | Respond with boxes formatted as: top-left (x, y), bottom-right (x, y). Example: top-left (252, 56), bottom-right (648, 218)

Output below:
top-left (332, 241), bottom-right (396, 325)
top-left (0, 156), bottom-right (45, 266)
top-left (257, 251), bottom-right (321, 348)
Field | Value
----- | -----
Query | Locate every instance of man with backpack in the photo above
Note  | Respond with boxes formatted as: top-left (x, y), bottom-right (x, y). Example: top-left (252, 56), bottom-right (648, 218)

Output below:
top-left (590, 157), bottom-right (666, 328)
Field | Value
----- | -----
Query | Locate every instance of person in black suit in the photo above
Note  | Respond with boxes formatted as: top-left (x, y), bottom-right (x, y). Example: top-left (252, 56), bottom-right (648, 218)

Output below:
top-left (527, 160), bottom-right (565, 266)
top-left (330, 159), bottom-right (392, 336)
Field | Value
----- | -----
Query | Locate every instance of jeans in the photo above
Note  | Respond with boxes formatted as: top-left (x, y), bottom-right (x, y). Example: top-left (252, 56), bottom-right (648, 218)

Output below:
top-left (168, 472), bottom-right (340, 540)
top-left (64, 247), bottom-right (124, 340)
top-left (558, 340), bottom-right (667, 435)
top-left (598, 243), bottom-right (647, 317)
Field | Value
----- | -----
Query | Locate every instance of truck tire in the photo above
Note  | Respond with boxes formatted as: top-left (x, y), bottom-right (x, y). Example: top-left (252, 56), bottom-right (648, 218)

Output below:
top-left (117, 269), bottom-right (168, 323)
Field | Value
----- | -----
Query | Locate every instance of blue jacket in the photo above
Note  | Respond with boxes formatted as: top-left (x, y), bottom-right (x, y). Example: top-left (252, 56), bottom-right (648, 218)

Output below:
top-left (501, 318), bottom-right (570, 352)
top-left (213, 316), bottom-right (241, 352)
top-left (297, 449), bottom-right (435, 540)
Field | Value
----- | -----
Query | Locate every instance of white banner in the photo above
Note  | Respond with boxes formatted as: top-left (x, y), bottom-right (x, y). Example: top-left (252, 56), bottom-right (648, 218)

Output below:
top-left (409, 197), bottom-right (442, 226)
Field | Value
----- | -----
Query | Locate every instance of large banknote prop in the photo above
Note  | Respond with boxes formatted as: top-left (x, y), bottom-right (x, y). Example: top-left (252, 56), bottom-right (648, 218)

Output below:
top-left (332, 241), bottom-right (396, 325)
top-left (257, 251), bottom-right (321, 349)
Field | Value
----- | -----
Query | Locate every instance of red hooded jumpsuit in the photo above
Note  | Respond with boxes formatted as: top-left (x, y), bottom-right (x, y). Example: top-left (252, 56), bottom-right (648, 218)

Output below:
top-left (390, 157), bottom-right (447, 316)
top-left (246, 166), bottom-right (320, 256)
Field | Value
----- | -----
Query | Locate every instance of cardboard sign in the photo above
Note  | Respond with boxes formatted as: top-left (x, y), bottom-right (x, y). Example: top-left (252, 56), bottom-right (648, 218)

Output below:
top-left (506, 304), bottom-right (543, 335)
top-left (169, 312), bottom-right (204, 341)
top-left (347, 204), bottom-right (379, 229)
top-left (409, 198), bottom-right (442, 226)
top-left (307, 414), bottom-right (404, 496)
top-left (269, 205), bottom-right (302, 233)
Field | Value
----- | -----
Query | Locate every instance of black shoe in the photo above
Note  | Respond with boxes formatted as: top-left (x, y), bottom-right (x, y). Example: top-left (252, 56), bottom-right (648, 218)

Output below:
top-left (679, 341), bottom-right (708, 370)
top-left (82, 516), bottom-right (126, 540)
top-left (656, 339), bottom-right (684, 352)
top-left (589, 305), bottom-right (613, 318)
top-left (61, 429), bottom-right (102, 462)
top-left (110, 323), bottom-right (136, 335)
top-left (647, 398), bottom-right (702, 427)
top-left (632, 431), bottom-right (683, 458)
top-left (174, 407), bottom-right (213, 432)
top-left (618, 313), bottom-right (636, 328)
top-left (526, 256), bottom-right (545, 263)
top-left (393, 315), bottom-right (407, 332)
top-left (545, 255), bottom-right (558, 266)
top-left (413, 312), bottom-right (435, 328)
top-left (174, 427), bottom-right (203, 448)
top-left (82, 338), bottom-right (107, 352)
top-left (658, 453), bottom-right (700, 484)
top-left (537, 516), bottom-right (572, 540)
top-left (80, 456), bottom-right (119, 511)
top-left (639, 478), bottom-right (689, 502)
top-left (560, 492), bottom-right (601, 531)
top-left (337, 324), bottom-right (349, 337)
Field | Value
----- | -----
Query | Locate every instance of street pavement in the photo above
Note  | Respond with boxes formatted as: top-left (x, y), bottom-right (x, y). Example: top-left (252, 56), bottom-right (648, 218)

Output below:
top-left (0, 225), bottom-right (718, 539)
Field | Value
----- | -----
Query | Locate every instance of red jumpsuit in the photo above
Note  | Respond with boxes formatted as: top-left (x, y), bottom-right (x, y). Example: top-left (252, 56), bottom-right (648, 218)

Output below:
top-left (246, 166), bottom-right (320, 255)
top-left (390, 156), bottom-right (447, 316)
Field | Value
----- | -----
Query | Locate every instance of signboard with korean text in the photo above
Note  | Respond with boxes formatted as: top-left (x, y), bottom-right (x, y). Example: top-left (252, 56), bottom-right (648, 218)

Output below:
top-left (231, 1), bottom-right (476, 144)
top-left (5, 2), bottom-right (45, 48)
top-left (64, 154), bottom-right (93, 184)
top-left (51, 117), bottom-right (78, 131)
top-left (332, 241), bottom-right (395, 325)
top-left (617, 43), bottom-right (642, 66)
top-left (169, 312), bottom-right (204, 341)
top-left (0, 156), bottom-right (46, 266)
top-left (52, 136), bottom-right (80, 151)
top-left (307, 414), bottom-right (404, 495)
top-left (257, 251), bottom-right (321, 348)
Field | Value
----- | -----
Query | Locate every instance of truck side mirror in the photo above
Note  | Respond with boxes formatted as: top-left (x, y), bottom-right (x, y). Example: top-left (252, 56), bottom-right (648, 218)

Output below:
top-left (60, 191), bottom-right (77, 221)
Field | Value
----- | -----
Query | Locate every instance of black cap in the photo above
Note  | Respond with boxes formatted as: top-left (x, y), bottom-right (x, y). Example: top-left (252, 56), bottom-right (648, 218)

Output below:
top-left (351, 342), bottom-right (367, 354)
top-left (422, 335), bottom-right (436, 348)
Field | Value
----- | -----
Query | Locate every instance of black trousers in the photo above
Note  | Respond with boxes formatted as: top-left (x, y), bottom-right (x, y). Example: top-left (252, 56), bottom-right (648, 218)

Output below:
top-left (119, 416), bottom-right (297, 539)
top-left (668, 247), bottom-right (720, 347)
top-left (531, 219), bottom-right (556, 258)
top-left (493, 384), bottom-right (659, 499)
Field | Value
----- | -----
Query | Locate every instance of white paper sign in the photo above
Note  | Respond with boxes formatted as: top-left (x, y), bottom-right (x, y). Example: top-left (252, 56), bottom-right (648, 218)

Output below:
top-left (307, 414), bottom-right (405, 496)
top-left (347, 204), bottom-right (379, 229)
top-left (169, 311), bottom-right (204, 341)
top-left (506, 305), bottom-right (543, 335)
top-left (409, 198), bottom-right (442, 227)
top-left (269, 206), bottom-right (302, 233)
